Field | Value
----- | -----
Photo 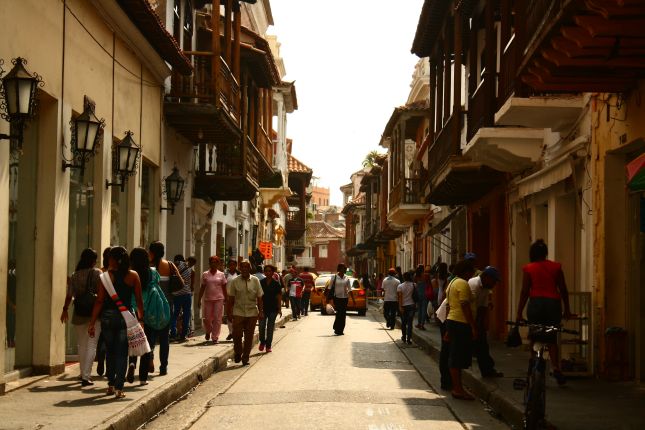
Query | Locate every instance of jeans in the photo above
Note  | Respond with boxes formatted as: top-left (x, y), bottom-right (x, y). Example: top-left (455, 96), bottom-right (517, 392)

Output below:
top-left (301, 292), bottom-right (311, 315)
top-left (232, 315), bottom-right (257, 363)
top-left (75, 322), bottom-right (100, 380)
top-left (289, 296), bottom-right (300, 318)
top-left (401, 304), bottom-right (415, 340)
top-left (102, 325), bottom-right (128, 390)
top-left (384, 301), bottom-right (398, 329)
top-left (439, 322), bottom-right (452, 389)
top-left (171, 294), bottom-right (192, 338)
top-left (138, 325), bottom-right (160, 382)
top-left (258, 311), bottom-right (278, 348)
top-left (157, 322), bottom-right (170, 372)
top-left (333, 297), bottom-right (348, 334)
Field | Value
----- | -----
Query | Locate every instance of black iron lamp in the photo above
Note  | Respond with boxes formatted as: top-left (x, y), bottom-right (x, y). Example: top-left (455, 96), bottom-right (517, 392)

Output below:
top-left (106, 131), bottom-right (141, 192)
top-left (161, 167), bottom-right (185, 214)
top-left (62, 96), bottom-right (105, 175)
top-left (0, 57), bottom-right (43, 151)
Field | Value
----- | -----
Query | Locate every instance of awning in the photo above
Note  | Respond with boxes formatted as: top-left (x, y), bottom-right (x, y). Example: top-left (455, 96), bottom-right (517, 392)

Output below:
top-left (426, 206), bottom-right (463, 237)
top-left (627, 153), bottom-right (645, 191)
top-left (517, 156), bottom-right (572, 198)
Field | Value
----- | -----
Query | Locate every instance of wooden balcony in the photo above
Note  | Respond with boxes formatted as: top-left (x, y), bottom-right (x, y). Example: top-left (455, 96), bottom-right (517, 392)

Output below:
top-left (285, 209), bottom-right (306, 241)
top-left (467, 79), bottom-right (494, 142)
top-left (388, 178), bottom-right (431, 226)
top-left (165, 52), bottom-right (241, 143)
top-left (517, 0), bottom-right (645, 92)
top-left (497, 36), bottom-right (519, 110)
top-left (285, 238), bottom-right (306, 256)
top-left (427, 113), bottom-right (459, 181)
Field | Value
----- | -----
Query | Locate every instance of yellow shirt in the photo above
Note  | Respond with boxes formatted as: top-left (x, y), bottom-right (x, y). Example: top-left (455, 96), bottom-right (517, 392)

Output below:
top-left (227, 275), bottom-right (264, 317)
top-left (447, 278), bottom-right (474, 324)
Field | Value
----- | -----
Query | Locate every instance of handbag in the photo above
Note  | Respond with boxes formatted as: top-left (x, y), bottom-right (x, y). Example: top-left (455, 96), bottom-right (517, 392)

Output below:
top-left (143, 269), bottom-right (171, 330)
top-left (435, 279), bottom-right (456, 323)
top-left (74, 270), bottom-right (97, 317)
top-left (99, 272), bottom-right (151, 357)
top-left (326, 276), bottom-right (337, 300)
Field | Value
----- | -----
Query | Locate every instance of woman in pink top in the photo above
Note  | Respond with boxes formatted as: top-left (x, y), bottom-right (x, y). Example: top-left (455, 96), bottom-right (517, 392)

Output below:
top-left (516, 239), bottom-right (572, 384)
top-left (198, 256), bottom-right (228, 343)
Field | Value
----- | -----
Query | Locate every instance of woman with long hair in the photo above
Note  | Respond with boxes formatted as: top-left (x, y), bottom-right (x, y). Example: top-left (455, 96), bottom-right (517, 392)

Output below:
top-left (88, 247), bottom-right (143, 399)
top-left (148, 241), bottom-right (178, 375)
top-left (60, 248), bottom-right (102, 387)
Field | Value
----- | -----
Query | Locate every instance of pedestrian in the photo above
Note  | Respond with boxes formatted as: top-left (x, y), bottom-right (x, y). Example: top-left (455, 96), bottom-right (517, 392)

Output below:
top-left (198, 256), bottom-right (228, 344)
top-left (464, 252), bottom-right (481, 276)
top-left (381, 268), bottom-right (400, 330)
top-left (60, 248), bottom-right (102, 387)
top-left (259, 265), bottom-right (282, 353)
top-left (329, 263), bottom-right (351, 336)
top-left (227, 260), bottom-right (264, 366)
top-left (299, 266), bottom-right (315, 316)
top-left (446, 259), bottom-right (476, 400)
top-left (88, 246), bottom-right (144, 399)
top-left (395, 266), bottom-right (403, 282)
top-left (515, 239), bottom-right (573, 385)
top-left (287, 271), bottom-right (304, 320)
top-left (254, 264), bottom-right (266, 281)
top-left (376, 273), bottom-right (384, 299)
top-left (469, 266), bottom-right (503, 378)
top-left (280, 269), bottom-right (290, 308)
top-left (397, 271), bottom-right (416, 345)
top-left (95, 246), bottom-right (112, 378)
top-left (431, 263), bottom-right (448, 318)
top-left (171, 255), bottom-right (196, 342)
top-left (148, 241), bottom-right (179, 375)
top-left (414, 265), bottom-right (429, 330)
top-left (224, 259), bottom-right (240, 340)
top-left (129, 247), bottom-right (169, 386)
top-left (361, 273), bottom-right (373, 297)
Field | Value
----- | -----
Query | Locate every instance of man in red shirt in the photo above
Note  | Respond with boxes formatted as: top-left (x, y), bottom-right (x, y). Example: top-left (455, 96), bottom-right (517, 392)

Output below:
top-left (298, 267), bottom-right (315, 316)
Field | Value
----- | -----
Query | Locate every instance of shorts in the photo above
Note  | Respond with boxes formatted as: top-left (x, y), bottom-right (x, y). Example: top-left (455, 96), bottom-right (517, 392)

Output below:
top-left (527, 297), bottom-right (562, 343)
top-left (446, 319), bottom-right (472, 369)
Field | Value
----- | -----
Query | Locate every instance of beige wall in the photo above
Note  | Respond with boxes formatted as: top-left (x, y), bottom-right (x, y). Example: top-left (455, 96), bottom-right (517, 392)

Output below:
top-left (0, 0), bottom-right (167, 382)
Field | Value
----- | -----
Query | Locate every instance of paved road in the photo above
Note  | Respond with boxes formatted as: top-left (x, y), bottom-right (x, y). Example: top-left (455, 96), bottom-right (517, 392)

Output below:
top-left (143, 308), bottom-right (509, 430)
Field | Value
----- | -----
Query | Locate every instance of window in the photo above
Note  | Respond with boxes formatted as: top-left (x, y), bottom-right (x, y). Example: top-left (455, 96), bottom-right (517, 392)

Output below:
top-left (319, 244), bottom-right (328, 258)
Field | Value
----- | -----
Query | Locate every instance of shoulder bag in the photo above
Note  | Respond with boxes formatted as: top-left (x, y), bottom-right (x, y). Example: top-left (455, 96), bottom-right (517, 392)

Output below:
top-left (169, 263), bottom-right (185, 293)
top-left (435, 278), bottom-right (456, 323)
top-left (74, 269), bottom-right (97, 317)
top-left (326, 276), bottom-right (337, 300)
top-left (99, 272), bottom-right (151, 357)
top-left (144, 269), bottom-right (171, 330)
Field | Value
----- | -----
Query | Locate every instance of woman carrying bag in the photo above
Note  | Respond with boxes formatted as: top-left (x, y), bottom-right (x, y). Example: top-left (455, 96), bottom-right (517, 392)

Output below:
top-left (88, 247), bottom-right (144, 399)
top-left (60, 248), bottom-right (102, 387)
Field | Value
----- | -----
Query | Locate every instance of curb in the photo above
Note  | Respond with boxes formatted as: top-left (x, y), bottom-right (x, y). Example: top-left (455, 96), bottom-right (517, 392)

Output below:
top-left (368, 303), bottom-right (528, 430)
top-left (95, 312), bottom-right (292, 430)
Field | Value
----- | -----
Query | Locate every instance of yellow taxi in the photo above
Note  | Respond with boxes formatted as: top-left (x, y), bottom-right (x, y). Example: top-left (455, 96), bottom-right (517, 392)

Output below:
top-left (319, 275), bottom-right (367, 316)
top-left (309, 273), bottom-right (332, 311)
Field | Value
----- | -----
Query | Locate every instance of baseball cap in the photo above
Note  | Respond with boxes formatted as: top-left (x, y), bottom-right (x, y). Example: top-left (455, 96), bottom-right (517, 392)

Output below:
top-left (482, 266), bottom-right (501, 282)
top-left (464, 252), bottom-right (477, 260)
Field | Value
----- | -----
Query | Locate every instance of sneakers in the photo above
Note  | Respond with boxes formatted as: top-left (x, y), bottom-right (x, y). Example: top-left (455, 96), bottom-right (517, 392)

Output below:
top-left (259, 343), bottom-right (265, 352)
top-left (126, 363), bottom-right (135, 383)
top-left (159, 368), bottom-right (167, 376)
top-left (226, 334), bottom-right (233, 341)
top-left (81, 379), bottom-right (94, 387)
top-left (234, 354), bottom-right (242, 363)
top-left (266, 347), bottom-right (272, 353)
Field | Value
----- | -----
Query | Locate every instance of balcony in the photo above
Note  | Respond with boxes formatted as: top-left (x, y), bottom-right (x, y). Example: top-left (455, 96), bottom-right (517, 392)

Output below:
top-left (427, 113), bottom-right (459, 180)
top-left (285, 209), bottom-right (306, 241)
top-left (467, 78), bottom-right (494, 142)
top-left (462, 127), bottom-right (545, 173)
top-left (192, 135), bottom-right (261, 201)
top-left (285, 238), bottom-right (306, 256)
top-left (517, 0), bottom-right (645, 92)
top-left (388, 178), bottom-right (431, 226)
top-left (295, 256), bottom-right (315, 268)
top-left (165, 53), bottom-right (241, 143)
top-left (495, 95), bottom-right (586, 132)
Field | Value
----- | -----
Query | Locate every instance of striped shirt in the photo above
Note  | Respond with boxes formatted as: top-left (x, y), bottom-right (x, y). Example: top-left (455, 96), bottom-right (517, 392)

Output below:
top-left (172, 261), bottom-right (194, 296)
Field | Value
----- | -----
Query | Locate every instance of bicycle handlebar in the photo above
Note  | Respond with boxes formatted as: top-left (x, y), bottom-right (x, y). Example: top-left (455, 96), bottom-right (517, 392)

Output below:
top-left (506, 320), bottom-right (579, 335)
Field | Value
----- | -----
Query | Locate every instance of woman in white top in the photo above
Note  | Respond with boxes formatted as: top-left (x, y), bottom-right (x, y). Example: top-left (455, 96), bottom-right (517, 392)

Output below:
top-left (330, 263), bottom-right (351, 335)
top-left (397, 271), bottom-right (416, 345)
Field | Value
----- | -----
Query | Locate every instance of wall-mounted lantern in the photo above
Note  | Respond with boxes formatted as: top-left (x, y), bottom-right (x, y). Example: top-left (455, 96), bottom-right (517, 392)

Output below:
top-left (105, 131), bottom-right (140, 192)
top-left (0, 57), bottom-right (43, 151)
top-left (160, 167), bottom-right (185, 214)
top-left (62, 96), bottom-right (104, 175)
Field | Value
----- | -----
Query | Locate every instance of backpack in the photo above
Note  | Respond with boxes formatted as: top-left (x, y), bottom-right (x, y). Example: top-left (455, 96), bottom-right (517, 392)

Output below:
top-left (143, 269), bottom-right (171, 330)
top-left (74, 270), bottom-right (97, 317)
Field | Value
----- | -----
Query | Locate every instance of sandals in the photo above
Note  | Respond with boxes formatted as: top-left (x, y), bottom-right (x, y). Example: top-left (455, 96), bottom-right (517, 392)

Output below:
top-left (114, 390), bottom-right (126, 399)
top-left (106, 386), bottom-right (115, 395)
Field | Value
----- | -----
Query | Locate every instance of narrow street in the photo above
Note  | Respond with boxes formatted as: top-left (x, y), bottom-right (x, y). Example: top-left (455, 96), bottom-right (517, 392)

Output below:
top-left (143, 309), bottom-right (507, 430)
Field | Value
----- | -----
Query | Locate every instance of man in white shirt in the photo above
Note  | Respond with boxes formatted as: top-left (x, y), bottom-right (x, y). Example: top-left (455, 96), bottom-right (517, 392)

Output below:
top-left (381, 268), bottom-right (401, 330)
top-left (468, 266), bottom-right (503, 378)
top-left (328, 263), bottom-right (351, 335)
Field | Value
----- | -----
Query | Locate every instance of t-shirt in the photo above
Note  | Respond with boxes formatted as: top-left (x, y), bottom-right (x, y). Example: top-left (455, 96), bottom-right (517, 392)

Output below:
top-left (201, 270), bottom-right (227, 301)
top-left (331, 275), bottom-right (351, 299)
top-left (468, 276), bottom-right (489, 310)
top-left (173, 261), bottom-right (194, 296)
top-left (282, 273), bottom-right (294, 290)
top-left (299, 272), bottom-right (315, 293)
top-left (397, 281), bottom-right (416, 306)
top-left (289, 277), bottom-right (304, 298)
top-left (523, 260), bottom-right (562, 299)
top-left (261, 277), bottom-right (282, 312)
top-left (447, 278), bottom-right (474, 324)
top-left (227, 275), bottom-right (264, 317)
top-left (382, 276), bottom-right (400, 302)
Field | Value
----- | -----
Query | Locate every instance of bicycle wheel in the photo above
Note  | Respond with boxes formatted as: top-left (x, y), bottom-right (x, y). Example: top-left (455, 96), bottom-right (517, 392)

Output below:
top-left (524, 359), bottom-right (546, 430)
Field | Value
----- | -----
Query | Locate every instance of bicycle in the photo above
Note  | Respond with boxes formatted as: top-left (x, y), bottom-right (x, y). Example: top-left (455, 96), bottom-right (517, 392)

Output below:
top-left (506, 320), bottom-right (578, 430)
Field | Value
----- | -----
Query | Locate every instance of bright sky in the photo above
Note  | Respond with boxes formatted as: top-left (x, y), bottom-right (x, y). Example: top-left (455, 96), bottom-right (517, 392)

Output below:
top-left (268, 0), bottom-right (425, 206)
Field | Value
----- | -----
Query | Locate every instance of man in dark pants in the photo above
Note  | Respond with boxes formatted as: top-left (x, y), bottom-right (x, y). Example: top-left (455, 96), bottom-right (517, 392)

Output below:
top-left (381, 268), bottom-right (400, 329)
top-left (329, 263), bottom-right (351, 335)
top-left (469, 266), bottom-right (503, 378)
